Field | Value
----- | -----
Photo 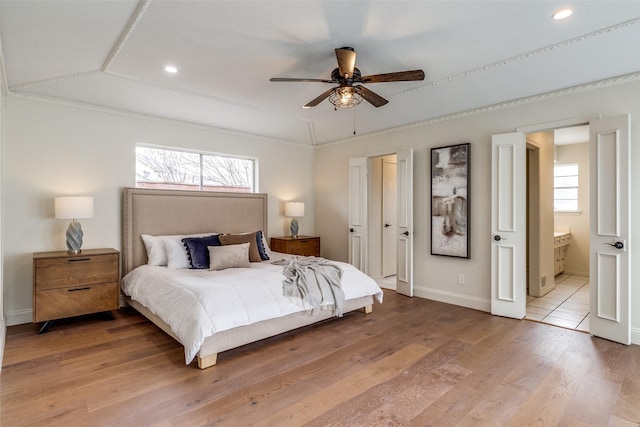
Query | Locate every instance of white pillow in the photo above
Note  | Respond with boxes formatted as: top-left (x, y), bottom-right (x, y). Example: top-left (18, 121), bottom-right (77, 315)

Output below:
top-left (141, 234), bottom-right (166, 266)
top-left (209, 243), bottom-right (250, 270)
top-left (141, 232), bottom-right (216, 268)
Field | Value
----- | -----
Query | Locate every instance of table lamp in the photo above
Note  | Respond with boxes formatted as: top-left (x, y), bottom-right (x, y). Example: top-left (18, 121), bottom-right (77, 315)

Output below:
top-left (285, 201), bottom-right (305, 238)
top-left (55, 196), bottom-right (94, 253)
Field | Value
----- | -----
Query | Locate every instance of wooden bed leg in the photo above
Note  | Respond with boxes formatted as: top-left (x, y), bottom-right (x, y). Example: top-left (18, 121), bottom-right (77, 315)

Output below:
top-left (197, 353), bottom-right (218, 369)
top-left (363, 304), bottom-right (373, 314)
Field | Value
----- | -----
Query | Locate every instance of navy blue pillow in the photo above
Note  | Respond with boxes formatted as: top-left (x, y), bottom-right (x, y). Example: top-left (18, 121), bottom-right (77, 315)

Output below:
top-left (256, 230), bottom-right (270, 261)
top-left (182, 234), bottom-right (222, 269)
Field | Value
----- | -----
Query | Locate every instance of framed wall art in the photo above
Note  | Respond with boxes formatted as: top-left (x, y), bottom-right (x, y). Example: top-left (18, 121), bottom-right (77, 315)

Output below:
top-left (431, 143), bottom-right (470, 258)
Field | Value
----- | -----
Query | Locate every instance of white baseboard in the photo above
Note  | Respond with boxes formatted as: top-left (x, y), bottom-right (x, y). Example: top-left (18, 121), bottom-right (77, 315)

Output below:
top-left (562, 270), bottom-right (590, 277)
top-left (414, 286), bottom-right (491, 313)
top-left (632, 327), bottom-right (640, 345)
top-left (6, 309), bottom-right (32, 326)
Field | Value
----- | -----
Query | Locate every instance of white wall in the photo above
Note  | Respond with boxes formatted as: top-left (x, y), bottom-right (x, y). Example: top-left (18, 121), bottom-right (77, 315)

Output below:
top-left (526, 131), bottom-right (556, 296)
top-left (0, 77), bottom-right (5, 365)
top-left (315, 78), bottom-right (640, 343)
top-left (2, 96), bottom-right (315, 325)
top-left (555, 143), bottom-right (590, 275)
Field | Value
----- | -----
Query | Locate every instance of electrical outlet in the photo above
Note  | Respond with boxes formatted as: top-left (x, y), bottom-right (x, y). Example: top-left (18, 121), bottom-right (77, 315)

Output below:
top-left (458, 274), bottom-right (464, 285)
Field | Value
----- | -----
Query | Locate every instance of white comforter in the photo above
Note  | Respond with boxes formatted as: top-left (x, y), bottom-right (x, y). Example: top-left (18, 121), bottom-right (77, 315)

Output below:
top-left (121, 254), bottom-right (383, 364)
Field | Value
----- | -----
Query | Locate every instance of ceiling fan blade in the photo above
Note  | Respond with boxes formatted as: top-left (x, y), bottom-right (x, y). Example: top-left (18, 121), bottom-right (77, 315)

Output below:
top-left (335, 47), bottom-right (356, 78)
top-left (354, 85), bottom-right (388, 108)
top-left (303, 88), bottom-right (334, 108)
top-left (270, 77), bottom-right (335, 83)
top-left (359, 69), bottom-right (425, 83)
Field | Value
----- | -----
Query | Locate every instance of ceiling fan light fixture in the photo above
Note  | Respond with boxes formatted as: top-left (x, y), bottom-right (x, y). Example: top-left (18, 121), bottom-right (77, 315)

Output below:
top-left (329, 86), bottom-right (363, 109)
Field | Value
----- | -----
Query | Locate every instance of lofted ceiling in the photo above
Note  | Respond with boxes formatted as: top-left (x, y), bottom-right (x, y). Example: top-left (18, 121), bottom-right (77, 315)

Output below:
top-left (1, 1), bottom-right (639, 146)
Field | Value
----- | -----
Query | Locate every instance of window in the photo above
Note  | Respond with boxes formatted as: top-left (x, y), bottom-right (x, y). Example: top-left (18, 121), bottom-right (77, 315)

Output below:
top-left (554, 163), bottom-right (578, 212)
top-left (136, 146), bottom-right (256, 193)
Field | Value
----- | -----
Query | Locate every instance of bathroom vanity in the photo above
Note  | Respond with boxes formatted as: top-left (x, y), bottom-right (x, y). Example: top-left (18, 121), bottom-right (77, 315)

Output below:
top-left (554, 232), bottom-right (572, 275)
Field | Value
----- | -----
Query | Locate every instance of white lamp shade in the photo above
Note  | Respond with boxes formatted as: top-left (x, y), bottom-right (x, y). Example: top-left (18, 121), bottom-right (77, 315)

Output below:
top-left (285, 201), bottom-right (304, 218)
top-left (55, 196), bottom-right (94, 219)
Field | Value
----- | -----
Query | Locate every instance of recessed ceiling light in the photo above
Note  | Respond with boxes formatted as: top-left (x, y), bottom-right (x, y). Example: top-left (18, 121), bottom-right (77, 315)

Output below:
top-left (552, 8), bottom-right (573, 20)
top-left (164, 65), bottom-right (178, 74)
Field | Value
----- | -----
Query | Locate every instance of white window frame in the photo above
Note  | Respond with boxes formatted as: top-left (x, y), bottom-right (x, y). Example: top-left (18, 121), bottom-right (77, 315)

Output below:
top-left (135, 144), bottom-right (259, 193)
top-left (553, 163), bottom-right (579, 213)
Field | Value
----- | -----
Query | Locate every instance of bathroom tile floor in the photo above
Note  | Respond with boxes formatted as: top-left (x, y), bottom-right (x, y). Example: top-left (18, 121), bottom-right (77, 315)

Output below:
top-left (526, 274), bottom-right (590, 332)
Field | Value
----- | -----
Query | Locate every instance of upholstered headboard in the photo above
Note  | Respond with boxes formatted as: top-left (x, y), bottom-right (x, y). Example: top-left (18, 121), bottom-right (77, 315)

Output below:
top-left (122, 188), bottom-right (268, 275)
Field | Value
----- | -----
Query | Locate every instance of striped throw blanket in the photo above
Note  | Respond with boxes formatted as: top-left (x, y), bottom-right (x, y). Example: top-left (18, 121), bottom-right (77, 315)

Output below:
top-left (282, 257), bottom-right (345, 316)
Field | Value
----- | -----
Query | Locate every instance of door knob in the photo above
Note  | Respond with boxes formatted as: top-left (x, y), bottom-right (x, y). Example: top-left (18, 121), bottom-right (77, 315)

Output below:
top-left (493, 235), bottom-right (506, 241)
top-left (402, 231), bottom-right (409, 236)
top-left (605, 241), bottom-right (624, 250)
top-left (384, 223), bottom-right (391, 228)
top-left (349, 228), bottom-right (354, 233)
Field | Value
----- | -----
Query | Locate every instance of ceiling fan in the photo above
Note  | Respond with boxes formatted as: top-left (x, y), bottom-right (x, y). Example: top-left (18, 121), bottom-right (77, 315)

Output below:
top-left (270, 47), bottom-right (425, 109)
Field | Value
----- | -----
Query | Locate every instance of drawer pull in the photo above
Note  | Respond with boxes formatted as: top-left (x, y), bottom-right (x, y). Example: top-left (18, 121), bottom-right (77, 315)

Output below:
top-left (68, 258), bottom-right (91, 263)
top-left (68, 287), bottom-right (91, 292)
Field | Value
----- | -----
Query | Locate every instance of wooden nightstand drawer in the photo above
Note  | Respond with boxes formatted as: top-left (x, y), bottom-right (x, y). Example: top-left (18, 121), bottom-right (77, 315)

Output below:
top-left (286, 239), bottom-right (320, 256)
top-left (34, 282), bottom-right (119, 322)
top-left (270, 236), bottom-right (320, 257)
top-left (35, 253), bottom-right (119, 290)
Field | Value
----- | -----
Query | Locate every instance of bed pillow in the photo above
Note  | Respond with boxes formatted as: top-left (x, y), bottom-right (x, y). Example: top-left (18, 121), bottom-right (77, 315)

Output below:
top-left (141, 232), bottom-right (218, 267)
top-left (219, 232), bottom-right (262, 262)
top-left (161, 233), bottom-right (218, 269)
top-left (141, 234), bottom-right (167, 266)
top-left (256, 230), bottom-right (270, 261)
top-left (182, 234), bottom-right (222, 269)
top-left (209, 243), bottom-right (251, 270)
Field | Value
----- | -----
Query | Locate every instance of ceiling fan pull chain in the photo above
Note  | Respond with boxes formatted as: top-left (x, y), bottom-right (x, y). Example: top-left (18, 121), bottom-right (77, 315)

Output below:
top-left (353, 107), bottom-right (357, 135)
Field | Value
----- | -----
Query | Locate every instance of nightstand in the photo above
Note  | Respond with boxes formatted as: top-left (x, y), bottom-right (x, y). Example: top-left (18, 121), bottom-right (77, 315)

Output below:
top-left (33, 248), bottom-right (120, 333)
top-left (270, 236), bottom-right (320, 257)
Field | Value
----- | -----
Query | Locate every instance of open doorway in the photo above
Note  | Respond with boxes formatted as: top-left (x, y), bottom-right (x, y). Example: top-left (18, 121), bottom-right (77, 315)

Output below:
top-left (349, 149), bottom-right (413, 296)
top-left (369, 154), bottom-right (398, 290)
top-left (524, 125), bottom-right (591, 331)
top-left (492, 115), bottom-right (630, 343)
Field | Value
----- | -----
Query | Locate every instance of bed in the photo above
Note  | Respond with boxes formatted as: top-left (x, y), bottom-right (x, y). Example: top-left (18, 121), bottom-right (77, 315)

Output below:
top-left (121, 188), bottom-right (383, 369)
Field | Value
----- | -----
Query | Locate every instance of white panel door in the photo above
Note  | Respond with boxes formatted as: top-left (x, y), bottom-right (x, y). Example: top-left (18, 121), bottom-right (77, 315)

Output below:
top-left (491, 132), bottom-right (526, 318)
top-left (589, 115), bottom-right (630, 345)
top-left (396, 149), bottom-right (414, 297)
top-left (382, 159), bottom-right (397, 277)
top-left (349, 157), bottom-right (368, 272)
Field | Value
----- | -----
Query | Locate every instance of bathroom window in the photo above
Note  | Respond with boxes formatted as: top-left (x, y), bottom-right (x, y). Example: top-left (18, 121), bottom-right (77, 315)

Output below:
top-left (135, 145), bottom-right (257, 192)
top-left (554, 163), bottom-right (579, 212)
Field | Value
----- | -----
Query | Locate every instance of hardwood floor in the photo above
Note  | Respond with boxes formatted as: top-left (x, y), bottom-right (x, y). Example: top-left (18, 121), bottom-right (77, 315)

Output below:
top-left (2, 290), bottom-right (639, 426)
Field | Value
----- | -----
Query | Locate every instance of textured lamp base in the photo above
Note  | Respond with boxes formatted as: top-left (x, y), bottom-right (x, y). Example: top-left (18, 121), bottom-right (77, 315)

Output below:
top-left (290, 218), bottom-right (299, 238)
top-left (66, 220), bottom-right (84, 253)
